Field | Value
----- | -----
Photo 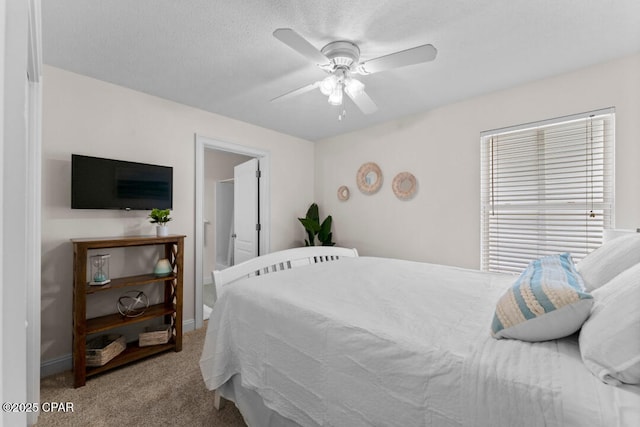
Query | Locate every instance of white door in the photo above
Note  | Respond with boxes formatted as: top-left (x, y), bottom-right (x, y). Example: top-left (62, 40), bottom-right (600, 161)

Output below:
top-left (214, 180), bottom-right (234, 269)
top-left (233, 158), bottom-right (260, 264)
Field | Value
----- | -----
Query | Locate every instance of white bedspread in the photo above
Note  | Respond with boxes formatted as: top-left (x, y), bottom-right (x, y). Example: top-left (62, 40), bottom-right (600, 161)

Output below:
top-left (200, 257), bottom-right (640, 427)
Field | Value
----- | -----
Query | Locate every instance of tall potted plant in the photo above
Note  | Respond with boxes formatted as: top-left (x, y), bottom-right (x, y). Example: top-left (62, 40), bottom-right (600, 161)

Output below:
top-left (149, 208), bottom-right (172, 237)
top-left (298, 203), bottom-right (335, 246)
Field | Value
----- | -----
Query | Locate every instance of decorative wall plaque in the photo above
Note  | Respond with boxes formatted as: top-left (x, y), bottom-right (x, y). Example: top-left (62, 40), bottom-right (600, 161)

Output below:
top-left (392, 172), bottom-right (417, 200)
top-left (356, 162), bottom-right (382, 194)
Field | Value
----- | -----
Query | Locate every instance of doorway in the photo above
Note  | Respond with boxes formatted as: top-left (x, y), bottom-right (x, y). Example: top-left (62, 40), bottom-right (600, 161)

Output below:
top-left (195, 135), bottom-right (271, 329)
top-left (202, 153), bottom-right (257, 320)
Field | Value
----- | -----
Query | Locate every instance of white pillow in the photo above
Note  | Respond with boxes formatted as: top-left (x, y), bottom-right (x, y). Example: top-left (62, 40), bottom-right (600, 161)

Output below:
top-left (491, 253), bottom-right (593, 342)
top-left (579, 262), bottom-right (640, 385)
top-left (576, 233), bottom-right (640, 291)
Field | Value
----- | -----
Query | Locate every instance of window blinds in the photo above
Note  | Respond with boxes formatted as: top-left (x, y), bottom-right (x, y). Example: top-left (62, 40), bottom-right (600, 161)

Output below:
top-left (481, 109), bottom-right (614, 274)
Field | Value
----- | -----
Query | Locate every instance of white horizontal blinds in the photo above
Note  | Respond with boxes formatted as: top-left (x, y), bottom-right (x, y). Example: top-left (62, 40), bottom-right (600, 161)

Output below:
top-left (481, 110), bottom-right (614, 273)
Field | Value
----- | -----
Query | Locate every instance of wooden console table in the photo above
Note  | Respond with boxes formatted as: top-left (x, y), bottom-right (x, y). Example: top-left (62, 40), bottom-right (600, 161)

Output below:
top-left (71, 235), bottom-right (185, 387)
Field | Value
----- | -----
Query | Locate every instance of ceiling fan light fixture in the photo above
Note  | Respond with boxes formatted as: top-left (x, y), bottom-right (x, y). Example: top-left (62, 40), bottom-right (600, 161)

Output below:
top-left (319, 75), bottom-right (338, 96)
top-left (344, 77), bottom-right (365, 97)
top-left (328, 83), bottom-right (344, 106)
top-left (272, 29), bottom-right (435, 116)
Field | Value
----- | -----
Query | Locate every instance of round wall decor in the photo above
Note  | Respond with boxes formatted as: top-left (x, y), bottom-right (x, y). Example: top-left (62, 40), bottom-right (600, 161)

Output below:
top-left (392, 172), bottom-right (418, 200)
top-left (356, 162), bottom-right (383, 194)
top-left (337, 185), bottom-right (350, 201)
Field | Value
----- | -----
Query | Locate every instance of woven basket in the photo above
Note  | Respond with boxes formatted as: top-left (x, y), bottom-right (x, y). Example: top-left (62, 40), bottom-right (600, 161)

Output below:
top-left (139, 324), bottom-right (171, 347)
top-left (86, 334), bottom-right (126, 367)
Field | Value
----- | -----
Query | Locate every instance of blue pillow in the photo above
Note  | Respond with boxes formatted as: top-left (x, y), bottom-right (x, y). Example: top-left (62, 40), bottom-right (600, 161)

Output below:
top-left (491, 253), bottom-right (593, 342)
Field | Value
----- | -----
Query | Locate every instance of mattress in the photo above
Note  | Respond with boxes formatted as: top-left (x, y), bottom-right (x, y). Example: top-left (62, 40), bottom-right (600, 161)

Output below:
top-left (200, 256), bottom-right (640, 426)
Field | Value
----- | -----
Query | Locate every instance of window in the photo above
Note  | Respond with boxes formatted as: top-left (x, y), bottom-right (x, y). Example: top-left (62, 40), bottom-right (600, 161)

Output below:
top-left (481, 109), bottom-right (614, 273)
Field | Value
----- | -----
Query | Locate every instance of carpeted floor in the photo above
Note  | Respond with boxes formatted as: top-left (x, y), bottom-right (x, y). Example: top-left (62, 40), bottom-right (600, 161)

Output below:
top-left (36, 325), bottom-right (246, 427)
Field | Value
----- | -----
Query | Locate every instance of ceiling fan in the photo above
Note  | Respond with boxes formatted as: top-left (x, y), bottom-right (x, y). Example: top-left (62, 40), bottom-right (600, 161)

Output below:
top-left (271, 28), bottom-right (437, 116)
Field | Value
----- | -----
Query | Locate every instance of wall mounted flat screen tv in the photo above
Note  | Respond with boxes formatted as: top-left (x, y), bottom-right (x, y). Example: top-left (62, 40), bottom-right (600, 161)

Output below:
top-left (72, 154), bottom-right (173, 210)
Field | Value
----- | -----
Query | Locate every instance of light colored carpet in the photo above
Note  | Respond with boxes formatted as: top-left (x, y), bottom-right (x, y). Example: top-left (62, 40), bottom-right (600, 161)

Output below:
top-left (36, 324), bottom-right (246, 427)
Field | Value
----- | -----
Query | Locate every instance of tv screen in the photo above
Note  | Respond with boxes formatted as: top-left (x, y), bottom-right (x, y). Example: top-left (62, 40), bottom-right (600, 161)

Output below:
top-left (71, 154), bottom-right (173, 210)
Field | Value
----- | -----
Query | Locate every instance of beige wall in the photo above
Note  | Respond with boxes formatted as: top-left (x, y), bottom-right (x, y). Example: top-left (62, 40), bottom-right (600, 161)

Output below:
top-left (315, 53), bottom-right (640, 269)
top-left (41, 66), bottom-right (315, 363)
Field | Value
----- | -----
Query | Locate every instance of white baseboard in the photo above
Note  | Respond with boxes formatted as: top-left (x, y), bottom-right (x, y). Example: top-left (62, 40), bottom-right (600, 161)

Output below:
top-left (41, 319), bottom-right (198, 377)
top-left (182, 318), bottom-right (195, 333)
top-left (40, 354), bottom-right (73, 378)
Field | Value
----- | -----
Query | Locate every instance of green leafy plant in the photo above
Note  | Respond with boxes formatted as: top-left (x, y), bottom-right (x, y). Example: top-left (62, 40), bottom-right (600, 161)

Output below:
top-left (148, 208), bottom-right (172, 225)
top-left (298, 203), bottom-right (335, 246)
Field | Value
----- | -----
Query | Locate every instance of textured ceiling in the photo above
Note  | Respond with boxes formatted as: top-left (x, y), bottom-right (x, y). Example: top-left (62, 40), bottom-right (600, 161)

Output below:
top-left (42, 0), bottom-right (640, 141)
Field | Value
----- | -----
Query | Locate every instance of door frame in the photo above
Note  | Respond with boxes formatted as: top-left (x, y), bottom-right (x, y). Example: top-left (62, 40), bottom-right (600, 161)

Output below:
top-left (194, 135), bottom-right (270, 329)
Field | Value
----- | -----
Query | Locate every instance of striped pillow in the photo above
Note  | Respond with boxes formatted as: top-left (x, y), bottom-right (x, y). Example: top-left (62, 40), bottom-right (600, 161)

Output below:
top-left (491, 253), bottom-right (593, 342)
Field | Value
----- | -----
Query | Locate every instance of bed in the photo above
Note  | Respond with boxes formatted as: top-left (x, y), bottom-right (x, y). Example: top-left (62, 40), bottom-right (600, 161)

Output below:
top-left (200, 245), bottom-right (640, 427)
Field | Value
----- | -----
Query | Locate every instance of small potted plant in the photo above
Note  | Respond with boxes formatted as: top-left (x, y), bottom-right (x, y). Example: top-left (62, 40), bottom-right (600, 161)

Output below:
top-left (298, 203), bottom-right (335, 246)
top-left (149, 208), bottom-right (172, 237)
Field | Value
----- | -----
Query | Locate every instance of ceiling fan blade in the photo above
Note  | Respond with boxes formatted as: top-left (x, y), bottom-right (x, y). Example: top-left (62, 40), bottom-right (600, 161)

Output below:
top-left (356, 44), bottom-right (437, 75)
top-left (270, 81), bottom-right (320, 103)
top-left (273, 28), bottom-right (330, 67)
top-left (345, 88), bottom-right (378, 115)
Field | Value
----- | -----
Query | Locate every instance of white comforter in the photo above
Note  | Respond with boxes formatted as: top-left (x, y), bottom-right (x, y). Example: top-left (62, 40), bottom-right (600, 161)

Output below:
top-left (200, 257), bottom-right (640, 427)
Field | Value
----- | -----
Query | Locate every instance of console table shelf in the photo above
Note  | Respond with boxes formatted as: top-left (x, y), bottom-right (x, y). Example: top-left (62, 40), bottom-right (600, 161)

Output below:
top-left (86, 340), bottom-right (176, 378)
top-left (71, 234), bottom-right (185, 387)
top-left (86, 303), bottom-right (176, 334)
top-left (85, 273), bottom-right (177, 294)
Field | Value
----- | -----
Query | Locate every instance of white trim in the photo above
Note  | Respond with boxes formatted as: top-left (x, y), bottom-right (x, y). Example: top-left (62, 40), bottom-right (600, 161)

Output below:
top-left (481, 107), bottom-right (615, 137)
top-left (0, 0), bottom-right (6, 412)
top-left (26, 0), bottom-right (41, 84)
top-left (2, 1), bottom-right (35, 424)
top-left (194, 135), bottom-right (271, 329)
top-left (40, 354), bottom-right (72, 379)
top-left (26, 2), bottom-right (42, 425)
top-left (26, 81), bottom-right (42, 427)
top-left (182, 318), bottom-right (196, 333)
